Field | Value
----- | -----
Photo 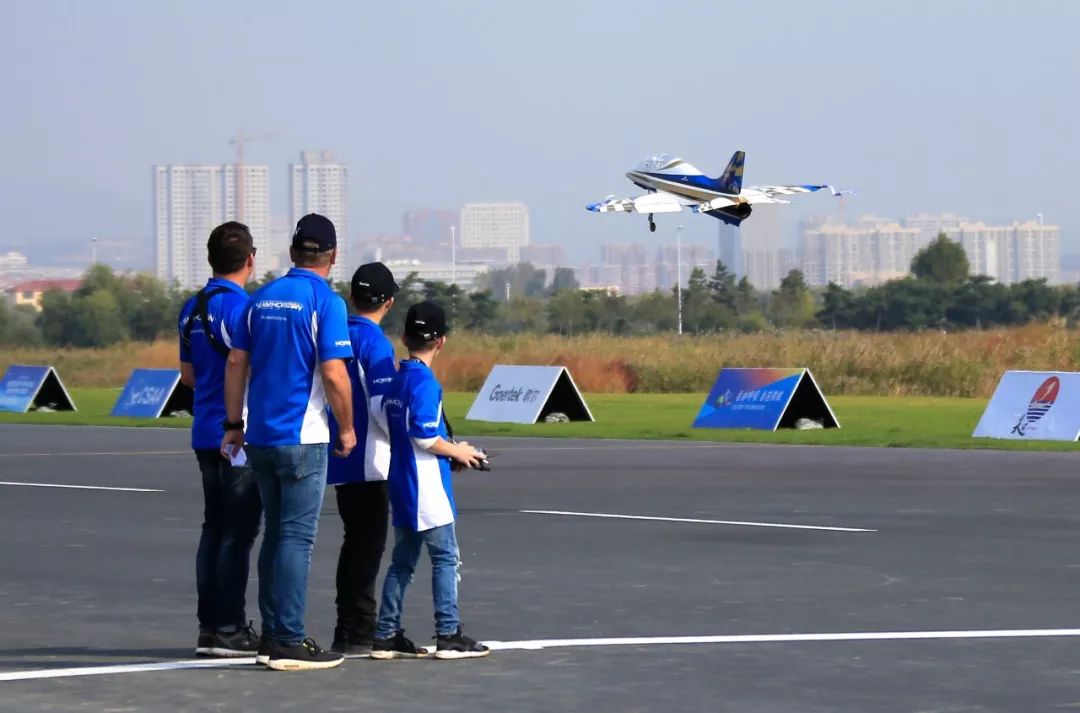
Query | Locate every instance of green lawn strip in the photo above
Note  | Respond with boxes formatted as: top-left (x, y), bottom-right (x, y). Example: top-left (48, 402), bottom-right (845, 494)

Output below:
top-left (1, 389), bottom-right (1076, 452)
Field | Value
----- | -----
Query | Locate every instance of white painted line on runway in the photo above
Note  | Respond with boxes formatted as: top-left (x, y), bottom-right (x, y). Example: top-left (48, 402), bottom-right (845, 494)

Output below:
top-left (485, 628), bottom-right (1080, 651)
top-left (0, 657), bottom-right (254, 682)
top-left (0, 481), bottom-right (164, 493)
top-left (0, 450), bottom-right (187, 458)
top-left (520, 509), bottom-right (875, 533)
top-left (6, 628), bottom-right (1080, 681)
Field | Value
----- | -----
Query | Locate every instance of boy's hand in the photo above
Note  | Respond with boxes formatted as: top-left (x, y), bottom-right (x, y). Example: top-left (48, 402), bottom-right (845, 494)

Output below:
top-left (220, 429), bottom-right (245, 460)
top-left (452, 441), bottom-right (484, 469)
top-left (335, 428), bottom-right (357, 458)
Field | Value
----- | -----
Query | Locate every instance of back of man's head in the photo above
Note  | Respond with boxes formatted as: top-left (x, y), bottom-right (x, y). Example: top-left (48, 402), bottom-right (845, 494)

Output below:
top-left (351, 262), bottom-right (399, 314)
top-left (291, 214), bottom-right (337, 269)
top-left (207, 222), bottom-right (254, 275)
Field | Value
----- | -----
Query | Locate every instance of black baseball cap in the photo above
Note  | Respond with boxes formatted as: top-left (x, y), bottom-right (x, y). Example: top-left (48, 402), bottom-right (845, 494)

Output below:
top-left (404, 301), bottom-right (448, 341)
top-left (351, 262), bottom-right (399, 305)
top-left (291, 214), bottom-right (337, 253)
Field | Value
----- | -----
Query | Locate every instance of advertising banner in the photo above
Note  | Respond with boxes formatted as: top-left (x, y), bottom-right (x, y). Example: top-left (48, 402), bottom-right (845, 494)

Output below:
top-left (110, 369), bottom-right (192, 419)
top-left (466, 365), bottom-right (593, 424)
top-left (692, 368), bottom-right (839, 431)
top-left (0, 365), bottom-right (76, 413)
top-left (973, 371), bottom-right (1080, 441)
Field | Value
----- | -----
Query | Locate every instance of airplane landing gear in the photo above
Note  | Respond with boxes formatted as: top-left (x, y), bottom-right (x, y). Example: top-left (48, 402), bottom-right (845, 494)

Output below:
top-left (648, 214), bottom-right (656, 232)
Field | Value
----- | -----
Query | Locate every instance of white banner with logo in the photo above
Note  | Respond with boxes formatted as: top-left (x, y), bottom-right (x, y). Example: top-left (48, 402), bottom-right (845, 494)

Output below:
top-left (972, 370), bottom-right (1080, 441)
top-left (466, 365), bottom-right (592, 424)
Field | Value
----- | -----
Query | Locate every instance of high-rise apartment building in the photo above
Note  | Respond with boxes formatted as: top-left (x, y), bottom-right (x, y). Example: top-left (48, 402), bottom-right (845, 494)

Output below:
top-left (291, 151), bottom-right (349, 282)
top-left (154, 164), bottom-right (270, 289)
top-left (942, 220), bottom-right (1060, 284)
top-left (460, 203), bottom-right (530, 262)
top-left (403, 209), bottom-right (458, 247)
top-left (739, 206), bottom-right (784, 289)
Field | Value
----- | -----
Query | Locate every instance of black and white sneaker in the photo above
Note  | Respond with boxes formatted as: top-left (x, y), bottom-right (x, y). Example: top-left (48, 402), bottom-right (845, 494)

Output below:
top-left (331, 627), bottom-right (373, 658)
top-left (266, 638), bottom-right (344, 671)
top-left (255, 638), bottom-right (272, 666)
top-left (434, 629), bottom-right (490, 660)
top-left (370, 631), bottom-right (428, 660)
top-left (207, 623), bottom-right (260, 657)
top-left (195, 630), bottom-right (215, 657)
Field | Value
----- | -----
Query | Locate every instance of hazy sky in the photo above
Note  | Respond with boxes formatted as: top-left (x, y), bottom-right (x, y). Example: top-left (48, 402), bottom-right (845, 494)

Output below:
top-left (2, 0), bottom-right (1078, 266)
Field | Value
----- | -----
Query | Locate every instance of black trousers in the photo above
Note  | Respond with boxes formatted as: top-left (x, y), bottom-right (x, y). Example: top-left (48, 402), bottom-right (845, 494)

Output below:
top-left (334, 480), bottom-right (389, 641)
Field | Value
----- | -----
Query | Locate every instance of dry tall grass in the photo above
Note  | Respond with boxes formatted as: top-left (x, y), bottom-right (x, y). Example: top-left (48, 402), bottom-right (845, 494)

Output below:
top-left (3, 324), bottom-right (1076, 397)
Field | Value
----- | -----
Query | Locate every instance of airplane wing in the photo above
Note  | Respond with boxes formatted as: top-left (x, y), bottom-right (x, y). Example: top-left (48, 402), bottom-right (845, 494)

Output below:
top-left (587, 191), bottom-right (686, 214)
top-left (742, 184), bottom-right (855, 204)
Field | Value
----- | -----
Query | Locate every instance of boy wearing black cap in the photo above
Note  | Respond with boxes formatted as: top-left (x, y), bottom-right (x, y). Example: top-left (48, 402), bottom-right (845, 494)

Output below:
top-left (371, 301), bottom-right (490, 660)
top-left (326, 262), bottom-right (400, 656)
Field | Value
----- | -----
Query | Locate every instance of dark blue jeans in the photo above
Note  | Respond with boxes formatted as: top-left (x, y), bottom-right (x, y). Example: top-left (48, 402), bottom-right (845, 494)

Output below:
top-left (194, 450), bottom-right (261, 632)
top-left (248, 444), bottom-right (328, 646)
top-left (375, 523), bottom-right (461, 639)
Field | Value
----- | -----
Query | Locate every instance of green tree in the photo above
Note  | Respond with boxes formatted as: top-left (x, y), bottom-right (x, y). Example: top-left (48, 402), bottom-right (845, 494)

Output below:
top-left (817, 282), bottom-right (857, 329)
top-left (734, 276), bottom-right (758, 316)
top-left (768, 269), bottom-right (816, 328)
top-left (548, 267), bottom-right (580, 295)
top-left (708, 260), bottom-right (737, 312)
top-left (911, 233), bottom-right (969, 284)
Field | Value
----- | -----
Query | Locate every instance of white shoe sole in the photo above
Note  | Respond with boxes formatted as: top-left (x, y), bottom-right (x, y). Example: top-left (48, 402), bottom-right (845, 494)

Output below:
top-left (205, 647), bottom-right (257, 658)
top-left (194, 647), bottom-right (214, 657)
top-left (266, 656), bottom-right (344, 671)
top-left (369, 650), bottom-right (428, 660)
top-left (255, 654), bottom-right (270, 665)
top-left (434, 649), bottom-right (491, 660)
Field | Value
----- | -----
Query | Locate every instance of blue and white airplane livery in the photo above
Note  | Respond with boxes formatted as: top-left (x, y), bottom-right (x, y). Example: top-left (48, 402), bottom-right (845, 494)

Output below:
top-left (587, 151), bottom-right (852, 232)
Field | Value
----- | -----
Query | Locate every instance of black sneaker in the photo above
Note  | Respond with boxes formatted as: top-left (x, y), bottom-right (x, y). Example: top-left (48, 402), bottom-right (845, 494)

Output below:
top-left (195, 630), bottom-right (215, 657)
top-left (255, 638), bottom-right (272, 666)
top-left (266, 638), bottom-right (344, 671)
top-left (331, 627), bottom-right (373, 657)
top-left (370, 631), bottom-right (428, 660)
top-left (435, 629), bottom-right (490, 660)
top-left (207, 623), bottom-right (260, 657)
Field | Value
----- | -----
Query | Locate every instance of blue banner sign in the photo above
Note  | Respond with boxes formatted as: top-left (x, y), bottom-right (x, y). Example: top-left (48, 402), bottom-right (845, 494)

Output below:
top-left (110, 369), bottom-right (185, 418)
top-left (692, 368), bottom-right (838, 431)
top-left (0, 365), bottom-right (52, 413)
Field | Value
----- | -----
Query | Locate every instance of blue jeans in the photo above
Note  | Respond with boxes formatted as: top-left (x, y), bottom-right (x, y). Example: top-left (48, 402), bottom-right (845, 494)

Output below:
top-left (248, 444), bottom-right (328, 646)
top-left (194, 450), bottom-right (261, 632)
top-left (375, 523), bottom-right (461, 639)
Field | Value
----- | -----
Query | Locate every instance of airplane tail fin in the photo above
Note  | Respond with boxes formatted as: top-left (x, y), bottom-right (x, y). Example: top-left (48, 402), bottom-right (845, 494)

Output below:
top-left (712, 151), bottom-right (745, 195)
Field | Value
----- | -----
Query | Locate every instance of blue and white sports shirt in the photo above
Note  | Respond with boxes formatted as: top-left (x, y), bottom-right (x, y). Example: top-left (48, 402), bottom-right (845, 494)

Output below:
top-left (385, 359), bottom-right (455, 531)
top-left (232, 268), bottom-right (352, 447)
top-left (178, 278), bottom-right (250, 451)
top-left (327, 316), bottom-right (397, 485)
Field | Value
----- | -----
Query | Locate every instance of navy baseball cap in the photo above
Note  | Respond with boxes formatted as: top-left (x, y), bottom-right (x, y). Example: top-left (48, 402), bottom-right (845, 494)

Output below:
top-left (291, 214), bottom-right (337, 253)
top-left (404, 301), bottom-right (448, 341)
top-left (351, 262), bottom-right (399, 305)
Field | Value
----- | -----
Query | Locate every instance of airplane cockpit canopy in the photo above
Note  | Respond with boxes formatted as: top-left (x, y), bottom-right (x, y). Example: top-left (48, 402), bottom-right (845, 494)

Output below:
top-left (633, 154), bottom-right (701, 176)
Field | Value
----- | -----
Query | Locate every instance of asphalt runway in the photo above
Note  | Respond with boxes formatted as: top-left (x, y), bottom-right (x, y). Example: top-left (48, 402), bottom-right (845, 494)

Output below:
top-left (2, 424), bottom-right (1080, 711)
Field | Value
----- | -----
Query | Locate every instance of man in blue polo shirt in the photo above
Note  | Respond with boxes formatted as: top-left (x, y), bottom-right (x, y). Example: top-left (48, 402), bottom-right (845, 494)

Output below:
top-left (178, 221), bottom-right (260, 659)
top-left (327, 262), bottom-right (399, 656)
top-left (372, 301), bottom-right (489, 660)
top-left (222, 213), bottom-right (355, 672)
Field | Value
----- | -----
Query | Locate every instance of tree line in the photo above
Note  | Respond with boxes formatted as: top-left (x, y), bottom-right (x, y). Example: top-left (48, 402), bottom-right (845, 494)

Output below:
top-left (1, 234), bottom-right (1077, 348)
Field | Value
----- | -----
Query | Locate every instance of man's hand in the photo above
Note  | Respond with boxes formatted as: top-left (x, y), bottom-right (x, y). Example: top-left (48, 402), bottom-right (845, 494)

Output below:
top-left (451, 440), bottom-right (484, 469)
top-left (334, 428), bottom-right (357, 458)
top-left (220, 429), bottom-right (245, 460)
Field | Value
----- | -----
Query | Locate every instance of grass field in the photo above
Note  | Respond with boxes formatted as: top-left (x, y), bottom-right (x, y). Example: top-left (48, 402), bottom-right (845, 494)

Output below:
top-left (1, 387), bottom-right (1077, 451)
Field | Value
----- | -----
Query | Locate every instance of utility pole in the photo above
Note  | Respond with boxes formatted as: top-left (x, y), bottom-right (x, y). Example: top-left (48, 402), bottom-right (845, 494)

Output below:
top-left (676, 224), bottom-right (684, 335)
top-left (450, 225), bottom-right (457, 285)
top-left (505, 281), bottom-right (511, 303)
top-left (91, 237), bottom-right (98, 266)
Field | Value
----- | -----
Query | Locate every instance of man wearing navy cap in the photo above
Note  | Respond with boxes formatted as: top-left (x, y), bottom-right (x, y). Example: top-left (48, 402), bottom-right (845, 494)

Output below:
top-left (222, 213), bottom-right (355, 671)
top-left (327, 262), bottom-right (400, 656)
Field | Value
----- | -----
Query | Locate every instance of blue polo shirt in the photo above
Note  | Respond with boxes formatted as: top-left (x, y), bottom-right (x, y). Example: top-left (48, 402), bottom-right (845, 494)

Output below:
top-left (178, 278), bottom-right (250, 451)
top-left (327, 316), bottom-right (398, 485)
top-left (385, 359), bottom-right (455, 531)
top-left (231, 268), bottom-right (352, 447)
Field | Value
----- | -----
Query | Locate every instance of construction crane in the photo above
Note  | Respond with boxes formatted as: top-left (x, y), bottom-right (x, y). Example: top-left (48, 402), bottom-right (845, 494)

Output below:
top-left (228, 130), bottom-right (276, 221)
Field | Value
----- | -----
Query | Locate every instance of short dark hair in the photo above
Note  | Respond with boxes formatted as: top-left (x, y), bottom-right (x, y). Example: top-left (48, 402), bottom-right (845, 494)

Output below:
top-left (402, 333), bottom-right (439, 353)
top-left (207, 222), bottom-right (254, 274)
top-left (290, 247), bottom-right (334, 269)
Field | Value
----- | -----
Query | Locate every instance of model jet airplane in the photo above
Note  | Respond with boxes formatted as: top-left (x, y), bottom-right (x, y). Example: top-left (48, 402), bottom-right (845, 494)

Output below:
top-left (587, 151), bottom-right (852, 232)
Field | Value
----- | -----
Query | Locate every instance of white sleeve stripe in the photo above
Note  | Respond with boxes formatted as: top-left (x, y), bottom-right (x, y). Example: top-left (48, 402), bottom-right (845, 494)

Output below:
top-left (412, 435), bottom-right (438, 450)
